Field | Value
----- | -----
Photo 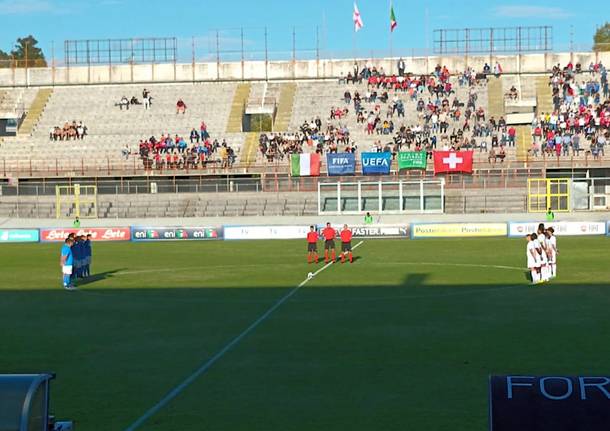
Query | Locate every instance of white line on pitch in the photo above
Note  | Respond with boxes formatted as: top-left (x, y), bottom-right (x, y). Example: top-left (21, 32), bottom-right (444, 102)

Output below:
top-left (123, 241), bottom-right (364, 431)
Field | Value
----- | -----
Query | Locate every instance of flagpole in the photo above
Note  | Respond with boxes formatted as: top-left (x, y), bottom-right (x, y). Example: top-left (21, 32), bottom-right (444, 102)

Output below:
top-left (389, 0), bottom-right (393, 74)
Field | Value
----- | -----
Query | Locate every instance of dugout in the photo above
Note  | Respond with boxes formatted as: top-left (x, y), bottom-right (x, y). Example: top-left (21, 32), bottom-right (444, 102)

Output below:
top-left (0, 373), bottom-right (72, 431)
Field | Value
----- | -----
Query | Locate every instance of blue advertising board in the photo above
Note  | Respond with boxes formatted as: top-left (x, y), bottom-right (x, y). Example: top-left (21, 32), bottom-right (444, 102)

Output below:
top-left (361, 152), bottom-right (392, 175)
top-left (326, 153), bottom-right (356, 176)
top-left (490, 375), bottom-right (610, 431)
top-left (0, 229), bottom-right (39, 243)
top-left (607, 221), bottom-right (610, 236)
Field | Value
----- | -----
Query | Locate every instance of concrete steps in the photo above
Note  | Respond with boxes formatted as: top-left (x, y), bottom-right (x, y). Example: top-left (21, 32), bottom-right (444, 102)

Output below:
top-left (487, 77), bottom-right (505, 118)
top-left (274, 83), bottom-right (296, 131)
top-left (18, 88), bottom-right (53, 135)
top-left (225, 83), bottom-right (250, 133)
top-left (515, 125), bottom-right (532, 162)
top-left (535, 76), bottom-right (553, 114)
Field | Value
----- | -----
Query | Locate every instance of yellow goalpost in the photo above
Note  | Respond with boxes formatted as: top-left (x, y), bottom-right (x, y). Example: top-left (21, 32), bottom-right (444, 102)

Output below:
top-left (55, 184), bottom-right (98, 219)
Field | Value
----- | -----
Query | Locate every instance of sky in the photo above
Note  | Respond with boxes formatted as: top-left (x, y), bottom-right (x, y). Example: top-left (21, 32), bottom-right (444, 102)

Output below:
top-left (0, 0), bottom-right (607, 63)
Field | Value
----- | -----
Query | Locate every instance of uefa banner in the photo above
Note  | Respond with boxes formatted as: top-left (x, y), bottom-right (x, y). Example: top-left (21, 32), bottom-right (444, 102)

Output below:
top-left (508, 221), bottom-right (607, 237)
top-left (318, 224), bottom-right (409, 238)
top-left (0, 229), bottom-right (39, 243)
top-left (40, 227), bottom-right (131, 242)
top-left (131, 227), bottom-right (221, 241)
top-left (411, 223), bottom-right (507, 239)
top-left (397, 151), bottom-right (427, 170)
top-left (361, 152), bottom-right (392, 175)
top-left (326, 153), bottom-right (356, 176)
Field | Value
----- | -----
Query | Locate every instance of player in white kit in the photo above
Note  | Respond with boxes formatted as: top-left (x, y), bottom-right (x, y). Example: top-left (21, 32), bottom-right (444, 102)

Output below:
top-left (526, 233), bottom-right (541, 284)
top-left (536, 224), bottom-right (551, 282)
top-left (546, 227), bottom-right (557, 278)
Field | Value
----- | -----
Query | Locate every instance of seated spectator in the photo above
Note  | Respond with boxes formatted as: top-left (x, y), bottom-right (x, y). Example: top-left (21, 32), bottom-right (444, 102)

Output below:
top-left (118, 96), bottom-right (129, 110)
top-left (176, 99), bottom-right (187, 114)
top-left (130, 96), bottom-right (141, 105)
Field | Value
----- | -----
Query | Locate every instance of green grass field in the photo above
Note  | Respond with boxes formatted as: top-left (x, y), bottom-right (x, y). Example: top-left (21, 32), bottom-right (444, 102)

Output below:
top-left (1, 237), bottom-right (609, 430)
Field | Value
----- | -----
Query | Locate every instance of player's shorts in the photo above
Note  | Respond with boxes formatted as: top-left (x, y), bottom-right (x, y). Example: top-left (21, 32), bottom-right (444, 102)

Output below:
top-left (341, 241), bottom-right (352, 252)
top-left (85, 257), bottom-right (91, 265)
top-left (527, 257), bottom-right (537, 269)
top-left (307, 243), bottom-right (317, 252)
top-left (548, 253), bottom-right (556, 264)
top-left (324, 239), bottom-right (335, 250)
top-left (62, 265), bottom-right (73, 275)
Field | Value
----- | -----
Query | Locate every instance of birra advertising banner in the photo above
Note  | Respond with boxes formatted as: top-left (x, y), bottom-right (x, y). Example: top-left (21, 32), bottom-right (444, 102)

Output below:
top-left (397, 151), bottom-right (427, 170)
top-left (361, 152), bottom-right (392, 175)
top-left (508, 222), bottom-right (606, 237)
top-left (490, 375), bottom-right (610, 431)
top-left (326, 153), bottom-right (356, 176)
top-left (40, 228), bottom-right (131, 242)
top-left (411, 223), bottom-right (508, 238)
top-left (131, 227), bottom-right (221, 241)
top-left (0, 229), bottom-right (39, 243)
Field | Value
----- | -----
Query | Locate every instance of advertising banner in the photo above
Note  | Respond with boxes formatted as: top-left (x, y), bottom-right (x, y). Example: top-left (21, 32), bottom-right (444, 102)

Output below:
top-left (490, 375), bottom-right (610, 431)
top-left (411, 223), bottom-right (507, 239)
top-left (318, 224), bottom-right (409, 238)
top-left (131, 227), bottom-right (221, 241)
top-left (0, 229), bottom-right (39, 243)
top-left (607, 221), bottom-right (610, 236)
top-left (326, 153), bottom-right (356, 176)
top-left (508, 221), bottom-right (606, 237)
top-left (361, 152), bottom-right (392, 175)
top-left (397, 151), bottom-right (427, 170)
top-left (224, 225), bottom-right (310, 240)
top-left (40, 228), bottom-right (131, 242)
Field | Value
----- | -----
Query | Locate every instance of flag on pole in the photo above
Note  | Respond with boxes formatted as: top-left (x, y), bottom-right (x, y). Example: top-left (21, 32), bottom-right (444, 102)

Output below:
top-left (390, 5), bottom-right (397, 32)
top-left (353, 3), bottom-right (363, 32)
top-left (291, 153), bottom-right (321, 177)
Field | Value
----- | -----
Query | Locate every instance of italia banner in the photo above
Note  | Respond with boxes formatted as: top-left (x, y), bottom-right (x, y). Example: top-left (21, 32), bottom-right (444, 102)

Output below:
top-left (397, 151), bottom-right (427, 170)
top-left (291, 153), bottom-right (321, 177)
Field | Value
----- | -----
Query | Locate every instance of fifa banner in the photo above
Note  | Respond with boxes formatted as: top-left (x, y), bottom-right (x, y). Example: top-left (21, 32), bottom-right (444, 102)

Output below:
top-left (361, 152), bottom-right (392, 175)
top-left (224, 225), bottom-right (310, 240)
top-left (0, 229), bottom-right (39, 243)
top-left (397, 151), bottom-right (427, 170)
top-left (319, 224), bottom-right (409, 238)
top-left (508, 221), bottom-right (606, 237)
top-left (490, 375), bottom-right (610, 431)
top-left (326, 153), bottom-right (356, 176)
top-left (40, 227), bottom-right (131, 242)
top-left (411, 223), bottom-right (507, 239)
top-left (131, 227), bottom-right (221, 241)
top-left (290, 153), bottom-right (321, 177)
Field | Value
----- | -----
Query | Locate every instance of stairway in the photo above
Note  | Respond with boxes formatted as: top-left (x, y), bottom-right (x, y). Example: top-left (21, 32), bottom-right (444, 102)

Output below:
top-left (273, 83), bottom-right (296, 132)
top-left (225, 83), bottom-right (250, 133)
top-left (18, 88), bottom-right (53, 135)
top-left (535, 76), bottom-right (553, 114)
top-left (241, 132), bottom-right (259, 167)
top-left (515, 125), bottom-right (532, 161)
top-left (487, 77), bottom-right (505, 119)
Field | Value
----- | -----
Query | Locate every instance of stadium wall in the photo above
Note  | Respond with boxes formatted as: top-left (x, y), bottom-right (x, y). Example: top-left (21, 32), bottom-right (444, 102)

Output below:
top-left (1, 51), bottom-right (609, 87)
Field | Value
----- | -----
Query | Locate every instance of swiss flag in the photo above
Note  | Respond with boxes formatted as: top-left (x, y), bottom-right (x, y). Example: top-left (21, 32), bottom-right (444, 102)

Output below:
top-left (433, 151), bottom-right (474, 174)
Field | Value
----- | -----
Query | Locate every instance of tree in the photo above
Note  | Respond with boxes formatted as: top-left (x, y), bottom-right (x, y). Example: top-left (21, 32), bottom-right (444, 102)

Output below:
top-left (593, 23), bottom-right (610, 51)
top-left (10, 35), bottom-right (47, 67)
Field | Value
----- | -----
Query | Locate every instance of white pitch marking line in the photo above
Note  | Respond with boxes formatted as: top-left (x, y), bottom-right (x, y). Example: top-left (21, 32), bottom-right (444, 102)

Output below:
top-left (123, 241), bottom-right (364, 431)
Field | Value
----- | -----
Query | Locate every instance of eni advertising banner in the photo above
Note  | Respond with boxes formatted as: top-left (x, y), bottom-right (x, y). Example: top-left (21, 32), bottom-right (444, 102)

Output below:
top-left (131, 227), bottom-right (221, 241)
top-left (508, 221), bottom-right (606, 237)
top-left (40, 227), bottom-right (131, 242)
top-left (411, 223), bottom-right (507, 239)
top-left (0, 229), bottom-right (39, 243)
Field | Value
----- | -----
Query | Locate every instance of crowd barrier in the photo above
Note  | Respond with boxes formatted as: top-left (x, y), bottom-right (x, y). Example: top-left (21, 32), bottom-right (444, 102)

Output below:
top-left (0, 222), bottom-right (608, 243)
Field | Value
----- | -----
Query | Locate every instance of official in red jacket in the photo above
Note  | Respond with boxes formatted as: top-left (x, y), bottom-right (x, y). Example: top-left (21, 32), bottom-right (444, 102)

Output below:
top-left (306, 225), bottom-right (319, 264)
top-left (321, 222), bottom-right (337, 263)
top-left (340, 224), bottom-right (353, 263)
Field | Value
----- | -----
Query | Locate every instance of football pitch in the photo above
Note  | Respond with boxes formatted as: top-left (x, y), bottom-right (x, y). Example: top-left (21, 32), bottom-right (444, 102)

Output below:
top-left (1, 237), bottom-right (610, 430)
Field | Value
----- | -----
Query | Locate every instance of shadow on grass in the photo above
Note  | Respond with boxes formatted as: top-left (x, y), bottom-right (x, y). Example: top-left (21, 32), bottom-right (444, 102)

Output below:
top-left (73, 269), bottom-right (125, 287)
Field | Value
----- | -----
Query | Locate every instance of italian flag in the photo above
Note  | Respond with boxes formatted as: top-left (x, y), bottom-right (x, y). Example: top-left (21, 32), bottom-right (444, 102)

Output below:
top-left (390, 6), bottom-right (397, 32)
top-left (291, 153), bottom-right (321, 177)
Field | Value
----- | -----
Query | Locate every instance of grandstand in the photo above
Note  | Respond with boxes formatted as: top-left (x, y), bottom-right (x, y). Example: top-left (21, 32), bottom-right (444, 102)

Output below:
top-left (0, 50), bottom-right (609, 217)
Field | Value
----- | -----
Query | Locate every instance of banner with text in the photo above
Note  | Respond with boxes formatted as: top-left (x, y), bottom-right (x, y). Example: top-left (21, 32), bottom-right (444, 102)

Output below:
top-left (326, 153), bottom-right (356, 176)
top-left (318, 224), bottom-right (409, 238)
top-left (361, 152), bottom-right (392, 175)
top-left (224, 225), bottom-right (310, 240)
top-left (40, 228), bottom-right (131, 242)
top-left (490, 375), bottom-right (610, 431)
top-left (397, 151), bottom-right (427, 170)
top-left (411, 223), bottom-right (507, 239)
top-left (131, 227), bottom-right (221, 241)
top-left (0, 229), bottom-right (39, 243)
top-left (508, 221), bottom-right (606, 237)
